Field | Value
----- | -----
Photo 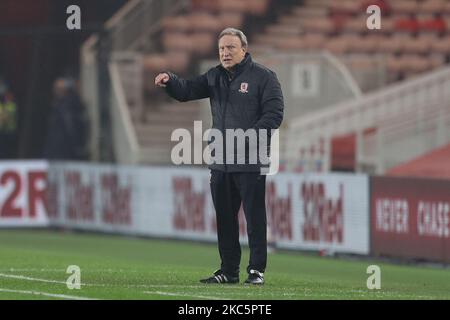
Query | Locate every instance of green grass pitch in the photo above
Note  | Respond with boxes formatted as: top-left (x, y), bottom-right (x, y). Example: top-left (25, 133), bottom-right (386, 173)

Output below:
top-left (0, 229), bottom-right (449, 300)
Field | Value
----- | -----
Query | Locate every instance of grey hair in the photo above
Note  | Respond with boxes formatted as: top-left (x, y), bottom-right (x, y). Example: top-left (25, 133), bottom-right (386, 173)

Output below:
top-left (218, 28), bottom-right (248, 48)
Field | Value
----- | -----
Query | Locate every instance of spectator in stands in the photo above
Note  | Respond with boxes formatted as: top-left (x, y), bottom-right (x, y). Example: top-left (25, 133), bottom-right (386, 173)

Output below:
top-left (155, 28), bottom-right (284, 285)
top-left (43, 77), bottom-right (89, 160)
top-left (0, 76), bottom-right (17, 159)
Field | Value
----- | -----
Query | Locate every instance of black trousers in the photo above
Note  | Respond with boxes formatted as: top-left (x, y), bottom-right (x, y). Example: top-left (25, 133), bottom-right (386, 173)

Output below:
top-left (210, 170), bottom-right (267, 276)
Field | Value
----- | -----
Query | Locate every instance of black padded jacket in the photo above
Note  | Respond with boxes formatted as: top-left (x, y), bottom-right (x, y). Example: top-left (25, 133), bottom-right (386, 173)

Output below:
top-left (165, 53), bottom-right (284, 172)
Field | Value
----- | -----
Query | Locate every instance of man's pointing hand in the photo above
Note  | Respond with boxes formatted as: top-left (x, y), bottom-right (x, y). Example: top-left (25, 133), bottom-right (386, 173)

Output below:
top-left (155, 73), bottom-right (170, 87)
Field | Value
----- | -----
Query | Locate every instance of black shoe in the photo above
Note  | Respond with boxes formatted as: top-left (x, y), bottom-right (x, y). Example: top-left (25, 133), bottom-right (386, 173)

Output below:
top-left (244, 269), bottom-right (265, 285)
top-left (199, 269), bottom-right (239, 284)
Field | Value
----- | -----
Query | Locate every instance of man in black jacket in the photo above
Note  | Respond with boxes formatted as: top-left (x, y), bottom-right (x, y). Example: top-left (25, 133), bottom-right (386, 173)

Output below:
top-left (155, 28), bottom-right (284, 285)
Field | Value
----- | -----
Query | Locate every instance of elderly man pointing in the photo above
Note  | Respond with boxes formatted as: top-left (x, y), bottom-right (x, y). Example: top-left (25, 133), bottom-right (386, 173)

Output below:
top-left (155, 28), bottom-right (284, 285)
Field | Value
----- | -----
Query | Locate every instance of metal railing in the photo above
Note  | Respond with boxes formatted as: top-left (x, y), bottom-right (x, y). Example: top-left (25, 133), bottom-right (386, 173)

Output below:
top-left (284, 65), bottom-right (450, 174)
top-left (80, 35), bottom-right (100, 161)
top-left (105, 0), bottom-right (189, 52)
top-left (109, 61), bottom-right (140, 164)
top-left (80, 0), bottom-right (189, 164)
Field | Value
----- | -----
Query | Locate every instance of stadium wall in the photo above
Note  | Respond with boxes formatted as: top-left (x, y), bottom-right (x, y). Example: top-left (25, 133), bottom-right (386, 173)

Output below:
top-left (371, 176), bottom-right (450, 263)
top-left (0, 161), bottom-right (369, 255)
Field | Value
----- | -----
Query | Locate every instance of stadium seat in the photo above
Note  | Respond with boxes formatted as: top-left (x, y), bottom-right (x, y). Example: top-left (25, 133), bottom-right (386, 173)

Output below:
top-left (324, 37), bottom-right (350, 54)
top-left (217, 0), bottom-right (249, 13)
top-left (301, 33), bottom-right (327, 50)
top-left (330, 13), bottom-right (352, 32)
top-left (188, 13), bottom-right (222, 32)
top-left (246, 0), bottom-right (270, 15)
top-left (292, 6), bottom-right (329, 18)
top-left (417, 14), bottom-right (446, 32)
top-left (161, 32), bottom-right (193, 52)
top-left (161, 16), bottom-right (190, 32)
top-left (390, 0), bottom-right (419, 14)
top-left (430, 36), bottom-right (450, 53)
top-left (252, 34), bottom-right (282, 47)
top-left (361, 0), bottom-right (391, 14)
top-left (445, 1), bottom-right (450, 14)
top-left (300, 18), bottom-right (335, 33)
top-left (218, 12), bottom-right (244, 29)
top-left (303, 0), bottom-right (332, 9)
top-left (349, 34), bottom-right (381, 53)
top-left (403, 54), bottom-right (431, 74)
top-left (444, 16), bottom-right (450, 31)
top-left (342, 15), bottom-right (371, 33)
top-left (276, 37), bottom-right (307, 51)
top-left (378, 34), bottom-right (412, 53)
top-left (402, 35), bottom-right (434, 54)
top-left (375, 16), bottom-right (395, 34)
top-left (330, 0), bottom-right (363, 15)
top-left (191, 0), bottom-right (219, 11)
top-left (278, 15), bottom-right (303, 26)
top-left (266, 24), bottom-right (302, 37)
top-left (250, 44), bottom-right (275, 56)
top-left (419, 0), bottom-right (446, 14)
top-left (143, 54), bottom-right (168, 72)
top-left (343, 54), bottom-right (378, 69)
top-left (166, 51), bottom-right (191, 73)
top-left (190, 32), bottom-right (216, 56)
top-left (340, 33), bottom-right (361, 52)
top-left (395, 17), bottom-right (420, 33)
top-left (429, 53), bottom-right (446, 68)
top-left (387, 54), bottom-right (405, 74)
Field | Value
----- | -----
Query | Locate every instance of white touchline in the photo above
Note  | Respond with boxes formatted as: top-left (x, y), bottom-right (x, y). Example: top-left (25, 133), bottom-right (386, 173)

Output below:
top-left (0, 288), bottom-right (97, 300)
top-left (0, 273), bottom-right (67, 285)
top-left (0, 268), bottom-right (66, 272)
top-left (0, 273), bottom-right (269, 294)
top-left (0, 268), bottom-right (141, 272)
top-left (141, 284), bottom-right (247, 289)
top-left (0, 273), bottom-right (201, 290)
top-left (143, 290), bottom-right (225, 300)
top-left (0, 274), bottom-right (247, 290)
top-left (0, 273), bottom-right (107, 287)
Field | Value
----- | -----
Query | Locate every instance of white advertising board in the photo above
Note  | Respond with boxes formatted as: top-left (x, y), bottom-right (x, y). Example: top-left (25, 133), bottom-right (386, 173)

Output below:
top-left (1, 161), bottom-right (369, 254)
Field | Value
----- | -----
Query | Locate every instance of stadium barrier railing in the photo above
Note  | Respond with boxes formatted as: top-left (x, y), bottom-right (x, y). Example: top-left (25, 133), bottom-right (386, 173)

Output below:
top-left (285, 65), bottom-right (450, 174)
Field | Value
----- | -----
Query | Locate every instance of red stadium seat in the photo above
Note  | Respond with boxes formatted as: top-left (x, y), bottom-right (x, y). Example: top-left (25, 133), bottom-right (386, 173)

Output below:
top-left (419, 17), bottom-right (446, 32)
top-left (324, 37), bottom-right (351, 54)
top-left (360, 0), bottom-right (391, 14)
top-left (419, 0), bottom-right (446, 14)
top-left (390, 0), bottom-right (419, 14)
top-left (246, 0), bottom-right (269, 15)
top-left (190, 32), bottom-right (215, 56)
top-left (395, 18), bottom-right (420, 33)
top-left (188, 13), bottom-right (222, 32)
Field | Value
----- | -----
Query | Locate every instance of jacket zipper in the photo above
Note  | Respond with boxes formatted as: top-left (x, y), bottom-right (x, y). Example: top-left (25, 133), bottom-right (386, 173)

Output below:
top-left (222, 75), bottom-right (232, 171)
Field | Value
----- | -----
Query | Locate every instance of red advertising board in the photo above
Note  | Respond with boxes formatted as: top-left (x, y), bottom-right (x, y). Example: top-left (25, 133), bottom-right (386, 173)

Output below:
top-left (0, 161), bottom-right (48, 226)
top-left (371, 176), bottom-right (450, 263)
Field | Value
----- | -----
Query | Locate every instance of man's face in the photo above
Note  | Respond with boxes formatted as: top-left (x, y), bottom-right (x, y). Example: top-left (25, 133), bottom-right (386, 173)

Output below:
top-left (219, 35), bottom-right (246, 70)
top-left (53, 79), bottom-right (67, 99)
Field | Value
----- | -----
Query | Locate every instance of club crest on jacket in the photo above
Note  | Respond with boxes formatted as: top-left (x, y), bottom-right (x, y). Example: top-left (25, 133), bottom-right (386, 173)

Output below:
top-left (239, 82), bottom-right (249, 93)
